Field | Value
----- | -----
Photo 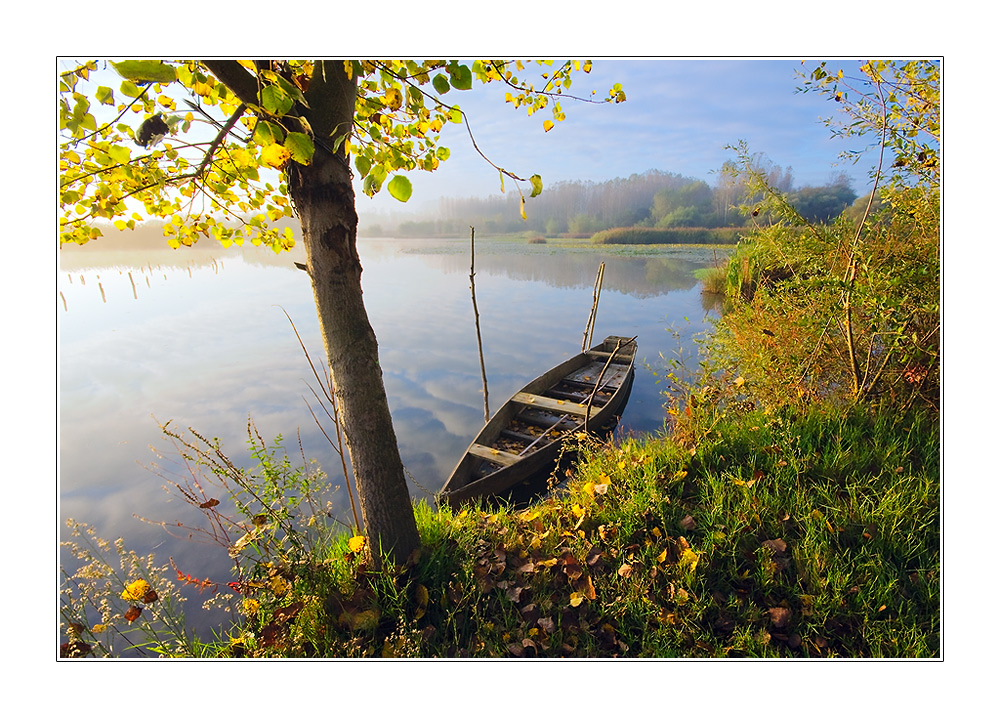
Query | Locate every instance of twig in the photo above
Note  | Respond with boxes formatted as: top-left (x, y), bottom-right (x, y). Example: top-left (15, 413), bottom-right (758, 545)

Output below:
top-left (582, 262), bottom-right (605, 351)
top-left (277, 306), bottom-right (360, 532)
top-left (843, 70), bottom-right (889, 401)
top-left (469, 226), bottom-right (490, 422)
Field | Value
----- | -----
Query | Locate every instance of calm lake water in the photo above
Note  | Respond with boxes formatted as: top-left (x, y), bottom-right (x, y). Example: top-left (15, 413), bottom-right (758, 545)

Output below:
top-left (58, 234), bottom-right (725, 644)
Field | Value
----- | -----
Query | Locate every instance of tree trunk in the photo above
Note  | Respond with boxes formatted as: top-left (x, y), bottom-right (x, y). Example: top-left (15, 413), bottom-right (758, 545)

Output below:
top-left (210, 59), bottom-right (421, 567)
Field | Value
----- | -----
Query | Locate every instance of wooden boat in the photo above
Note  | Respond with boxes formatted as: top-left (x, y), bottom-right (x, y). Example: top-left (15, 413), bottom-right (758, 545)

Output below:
top-left (439, 335), bottom-right (637, 507)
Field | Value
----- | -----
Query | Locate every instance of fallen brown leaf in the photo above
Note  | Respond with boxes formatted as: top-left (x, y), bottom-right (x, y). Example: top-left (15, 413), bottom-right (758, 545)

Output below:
top-left (768, 606), bottom-right (792, 628)
top-left (574, 575), bottom-right (596, 600)
top-left (761, 538), bottom-right (787, 554)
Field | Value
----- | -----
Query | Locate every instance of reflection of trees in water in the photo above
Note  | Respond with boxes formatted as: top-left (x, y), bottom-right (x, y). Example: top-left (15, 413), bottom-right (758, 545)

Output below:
top-left (60, 230), bottom-right (729, 301)
top-left (414, 245), bottom-right (722, 298)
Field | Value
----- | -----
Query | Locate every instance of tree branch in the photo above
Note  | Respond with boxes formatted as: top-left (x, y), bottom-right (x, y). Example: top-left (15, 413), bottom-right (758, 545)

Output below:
top-left (488, 60), bottom-right (606, 105)
top-left (202, 61), bottom-right (261, 107)
top-left (194, 103), bottom-right (247, 176)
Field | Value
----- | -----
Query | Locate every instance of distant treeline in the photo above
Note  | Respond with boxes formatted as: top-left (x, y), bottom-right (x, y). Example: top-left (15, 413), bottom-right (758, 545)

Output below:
top-left (591, 227), bottom-right (744, 245)
top-left (360, 166), bottom-right (858, 240)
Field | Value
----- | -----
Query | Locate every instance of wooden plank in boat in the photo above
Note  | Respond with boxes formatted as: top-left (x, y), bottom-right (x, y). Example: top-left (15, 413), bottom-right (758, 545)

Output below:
top-left (566, 362), bottom-right (629, 387)
top-left (512, 391), bottom-right (592, 417)
top-left (586, 350), bottom-right (632, 362)
top-left (467, 443), bottom-right (522, 466)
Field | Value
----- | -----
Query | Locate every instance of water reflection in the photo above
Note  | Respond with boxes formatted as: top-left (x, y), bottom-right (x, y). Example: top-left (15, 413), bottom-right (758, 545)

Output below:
top-left (59, 234), bottom-right (724, 641)
top-left (403, 240), bottom-right (715, 297)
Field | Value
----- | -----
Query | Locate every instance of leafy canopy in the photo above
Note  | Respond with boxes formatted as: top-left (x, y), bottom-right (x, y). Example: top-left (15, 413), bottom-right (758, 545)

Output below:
top-left (59, 59), bottom-right (624, 251)
top-left (796, 59), bottom-right (940, 224)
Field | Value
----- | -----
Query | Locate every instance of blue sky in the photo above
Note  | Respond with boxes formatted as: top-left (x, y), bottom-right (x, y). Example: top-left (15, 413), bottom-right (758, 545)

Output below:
top-left (356, 58), bottom-right (878, 215)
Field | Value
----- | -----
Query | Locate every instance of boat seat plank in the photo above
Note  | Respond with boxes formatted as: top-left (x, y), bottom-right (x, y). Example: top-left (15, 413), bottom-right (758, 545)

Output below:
top-left (513, 391), bottom-right (592, 417)
top-left (467, 443), bottom-right (522, 467)
top-left (586, 350), bottom-right (632, 363)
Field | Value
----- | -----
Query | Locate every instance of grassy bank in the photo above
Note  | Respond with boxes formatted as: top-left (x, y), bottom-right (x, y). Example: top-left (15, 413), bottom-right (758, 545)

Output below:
top-left (62, 400), bottom-right (938, 658)
top-left (591, 227), bottom-right (743, 245)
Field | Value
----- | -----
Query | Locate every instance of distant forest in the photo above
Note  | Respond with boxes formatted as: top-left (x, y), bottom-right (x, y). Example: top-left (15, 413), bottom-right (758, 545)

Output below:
top-left (359, 166), bottom-right (858, 239)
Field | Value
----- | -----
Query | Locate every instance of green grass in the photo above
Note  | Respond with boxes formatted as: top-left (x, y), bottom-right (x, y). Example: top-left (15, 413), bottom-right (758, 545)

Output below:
top-left (693, 264), bottom-right (728, 294)
top-left (200, 403), bottom-right (939, 658)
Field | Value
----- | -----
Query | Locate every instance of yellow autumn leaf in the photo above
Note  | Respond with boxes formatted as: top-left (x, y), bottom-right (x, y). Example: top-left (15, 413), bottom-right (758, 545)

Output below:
top-left (193, 79), bottom-right (213, 97)
top-left (520, 196), bottom-right (527, 221)
top-left (679, 548), bottom-right (699, 574)
top-left (543, 119), bottom-right (554, 132)
top-left (569, 592), bottom-right (584, 607)
top-left (348, 534), bottom-right (367, 553)
top-left (583, 481), bottom-right (595, 497)
top-left (414, 584), bottom-right (429, 619)
top-left (261, 143), bottom-right (291, 169)
top-left (384, 87), bottom-right (403, 110)
top-left (231, 147), bottom-right (252, 167)
top-left (121, 578), bottom-right (151, 602)
top-left (270, 575), bottom-right (289, 596)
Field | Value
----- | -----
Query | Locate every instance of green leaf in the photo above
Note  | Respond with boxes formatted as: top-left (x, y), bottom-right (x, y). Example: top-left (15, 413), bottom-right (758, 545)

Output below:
top-left (436, 146), bottom-right (450, 161)
top-left (284, 131), bottom-right (314, 165)
top-left (119, 80), bottom-right (141, 98)
top-left (432, 73), bottom-right (451, 95)
top-left (272, 74), bottom-right (309, 108)
top-left (387, 175), bottom-right (412, 203)
top-left (111, 61), bottom-right (177, 84)
top-left (355, 154), bottom-right (372, 178)
top-left (529, 174), bottom-right (543, 198)
top-left (95, 86), bottom-right (115, 106)
top-left (254, 120), bottom-right (285, 146)
top-left (107, 144), bottom-right (131, 165)
top-left (449, 64), bottom-right (473, 90)
top-left (261, 85), bottom-right (293, 116)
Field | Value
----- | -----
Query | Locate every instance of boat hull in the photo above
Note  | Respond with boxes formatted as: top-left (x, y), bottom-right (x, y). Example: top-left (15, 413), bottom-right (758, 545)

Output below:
top-left (439, 336), bottom-right (636, 507)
